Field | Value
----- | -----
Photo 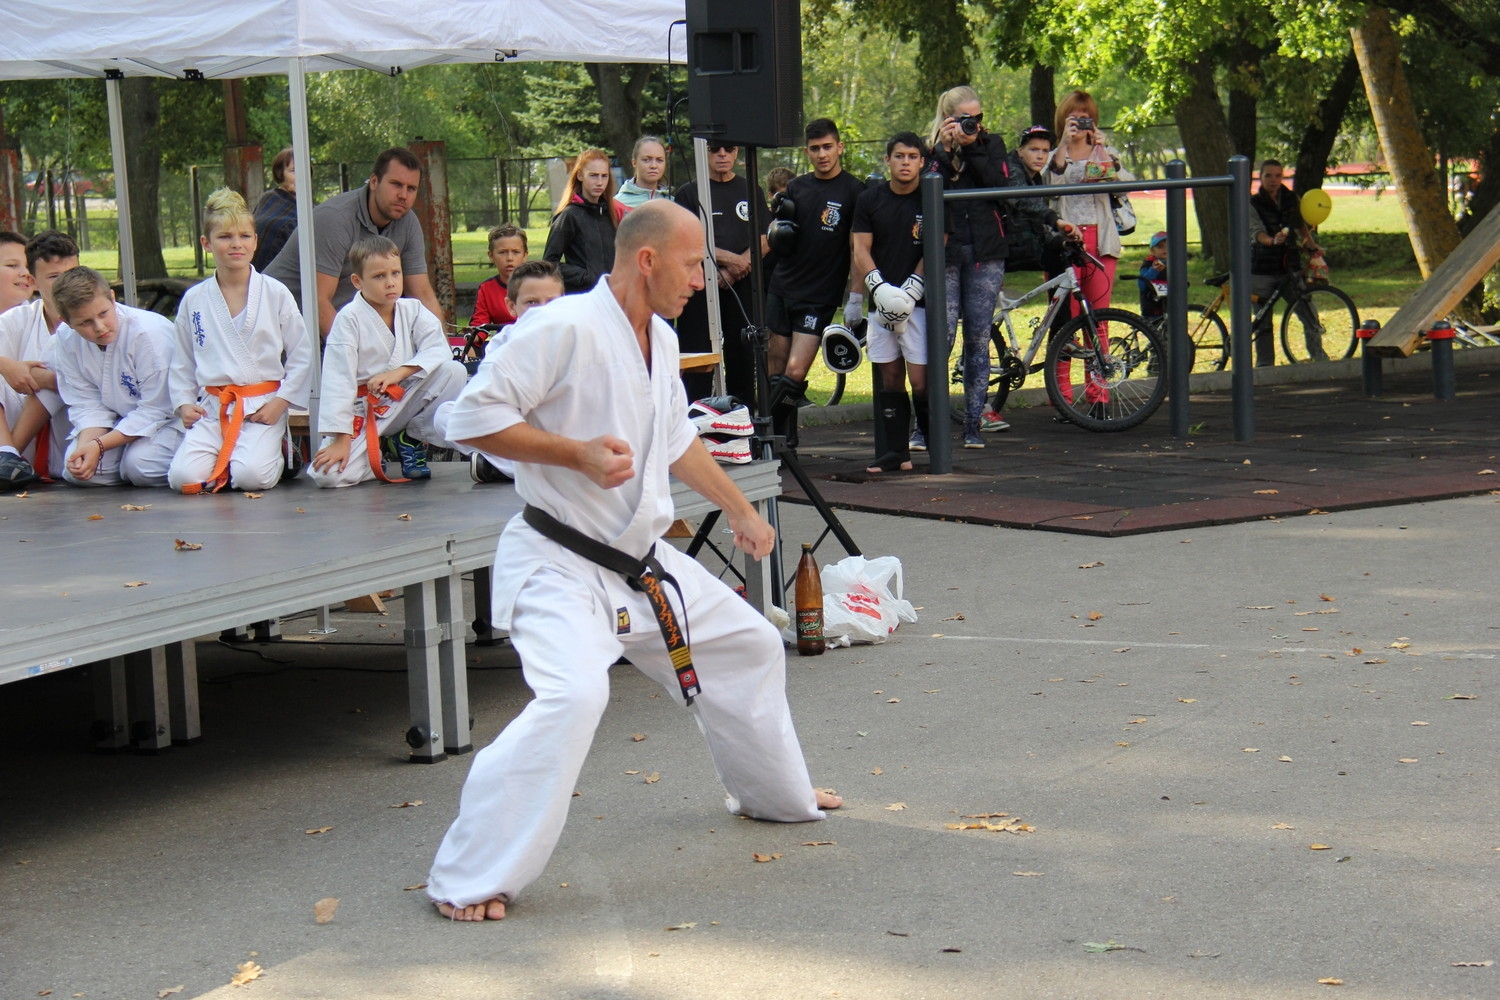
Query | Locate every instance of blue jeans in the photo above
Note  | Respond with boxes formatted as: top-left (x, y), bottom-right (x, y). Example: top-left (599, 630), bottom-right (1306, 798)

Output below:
top-left (945, 248), bottom-right (1005, 436)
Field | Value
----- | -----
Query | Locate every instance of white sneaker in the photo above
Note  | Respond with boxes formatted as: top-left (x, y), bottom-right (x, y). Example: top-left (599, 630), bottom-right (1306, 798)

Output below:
top-left (689, 397), bottom-right (754, 437)
top-left (703, 435), bottom-right (753, 464)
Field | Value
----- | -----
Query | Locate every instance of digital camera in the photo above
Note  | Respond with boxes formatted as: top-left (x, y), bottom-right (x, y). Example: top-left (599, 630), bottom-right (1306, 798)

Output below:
top-left (1074, 116), bottom-right (1095, 132)
top-left (956, 114), bottom-right (982, 136)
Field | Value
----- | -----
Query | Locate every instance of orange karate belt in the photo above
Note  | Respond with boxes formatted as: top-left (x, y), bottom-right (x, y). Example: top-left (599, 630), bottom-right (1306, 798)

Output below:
top-left (33, 417), bottom-right (52, 483)
top-left (353, 382), bottom-right (408, 484)
top-left (180, 380), bottom-right (281, 494)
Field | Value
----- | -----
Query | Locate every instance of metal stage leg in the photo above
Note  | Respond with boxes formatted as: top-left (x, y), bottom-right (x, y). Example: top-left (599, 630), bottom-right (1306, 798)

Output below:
top-left (166, 640), bottom-right (202, 745)
top-left (93, 657), bottom-right (130, 751)
top-left (403, 579), bottom-right (447, 764)
top-left (127, 648), bottom-right (171, 754)
top-left (436, 571), bottom-right (472, 755)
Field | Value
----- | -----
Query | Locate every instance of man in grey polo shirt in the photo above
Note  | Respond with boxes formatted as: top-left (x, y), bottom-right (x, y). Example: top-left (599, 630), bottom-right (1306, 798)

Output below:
top-left (266, 147), bottom-right (445, 338)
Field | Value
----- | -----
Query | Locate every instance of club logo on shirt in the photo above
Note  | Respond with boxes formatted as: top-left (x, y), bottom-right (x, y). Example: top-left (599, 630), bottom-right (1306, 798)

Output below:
top-left (820, 202), bottom-right (843, 229)
top-left (736, 200), bottom-right (750, 221)
top-left (191, 310), bottom-right (207, 347)
top-left (119, 373), bottom-right (141, 399)
top-left (911, 214), bottom-right (924, 241)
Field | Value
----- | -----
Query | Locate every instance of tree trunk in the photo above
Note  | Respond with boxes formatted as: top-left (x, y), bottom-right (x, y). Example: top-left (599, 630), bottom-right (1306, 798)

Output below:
top-left (1292, 50), bottom-right (1360, 199)
top-left (1175, 58), bottom-right (1235, 270)
top-left (1029, 64), bottom-right (1055, 133)
top-left (1458, 124), bottom-right (1500, 237)
top-left (120, 77), bottom-right (167, 280)
top-left (1225, 40), bottom-right (1264, 159)
top-left (1350, 7), bottom-right (1460, 278)
top-left (585, 63), bottom-right (655, 169)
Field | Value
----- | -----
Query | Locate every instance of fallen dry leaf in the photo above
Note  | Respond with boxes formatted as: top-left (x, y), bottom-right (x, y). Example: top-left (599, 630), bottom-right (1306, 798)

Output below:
top-left (1114, 647), bottom-right (1132, 653)
top-left (243, 492), bottom-right (264, 500)
top-left (1242, 459), bottom-right (1251, 465)
top-left (1271, 822), bottom-right (1294, 830)
top-left (871, 766), bottom-right (884, 775)
top-left (123, 580), bottom-right (148, 588)
top-left (1309, 843), bottom-right (1332, 850)
top-left (751, 852), bottom-right (782, 862)
top-left (1278, 756), bottom-right (1294, 762)
top-left (801, 841), bottom-right (837, 847)
top-left (644, 772), bottom-right (660, 784)
top-left (1244, 605), bottom-right (1274, 609)
top-left (1448, 693), bottom-right (1479, 700)
top-left (1012, 870), bottom-right (1045, 877)
top-left (631, 733), bottom-right (647, 742)
top-left (1451, 961), bottom-right (1493, 967)
top-left (87, 513), bottom-right (104, 521)
top-left (1411, 721), bottom-right (1429, 726)
top-left (1317, 978), bottom-right (1344, 986)
top-left (120, 503), bottom-right (151, 511)
top-left (313, 897), bottom-right (339, 924)
top-left (397, 513), bottom-right (412, 520)
top-left (1088, 611), bottom-right (1103, 621)
top-left (1398, 758), bottom-right (1419, 764)
top-left (157, 989), bottom-right (184, 999)
top-left (230, 961), bottom-right (264, 987)
top-left (295, 507), bottom-right (306, 513)
top-left (887, 698), bottom-right (900, 704)
top-left (305, 826), bottom-right (333, 835)
top-left (1320, 593), bottom-right (1336, 602)
top-left (665, 922), bottom-right (697, 931)
top-left (1389, 641), bottom-right (1411, 649)
top-left (1242, 747), bottom-right (1261, 753)
top-left (1479, 469), bottom-right (1497, 475)
top-left (174, 539), bottom-right (203, 551)
top-left (941, 613), bottom-right (965, 621)
top-left (1078, 561), bottom-right (1104, 569)
top-left (947, 816), bottom-right (1034, 833)
top-left (389, 800), bottom-right (422, 808)
top-left (885, 802), bottom-right (907, 811)
top-left (941, 947), bottom-right (963, 953)
top-left (1363, 658), bottom-right (1387, 664)
top-left (1072, 515), bottom-right (1094, 520)
top-left (1128, 718), bottom-right (1147, 724)
top-left (403, 883), bottom-right (428, 891)
top-left (1178, 697), bottom-right (1197, 704)
top-left (1254, 489), bottom-right (1279, 495)
top-left (624, 770), bottom-right (641, 775)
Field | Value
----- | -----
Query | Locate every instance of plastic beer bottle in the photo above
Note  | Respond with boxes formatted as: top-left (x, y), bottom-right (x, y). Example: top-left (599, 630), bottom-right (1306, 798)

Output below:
top-left (795, 543), bottom-right (826, 656)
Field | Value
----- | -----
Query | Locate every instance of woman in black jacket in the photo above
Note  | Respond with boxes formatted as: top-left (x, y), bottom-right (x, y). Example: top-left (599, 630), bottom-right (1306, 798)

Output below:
top-left (544, 148), bottom-right (622, 293)
top-left (928, 86), bottom-right (1011, 445)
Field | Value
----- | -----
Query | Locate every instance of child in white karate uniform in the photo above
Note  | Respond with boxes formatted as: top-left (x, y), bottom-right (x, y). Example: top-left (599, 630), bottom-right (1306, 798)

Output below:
top-left (309, 236), bottom-right (467, 487)
top-left (168, 189), bottom-right (312, 494)
top-left (0, 230), bottom-right (79, 486)
top-left (49, 267), bottom-right (183, 487)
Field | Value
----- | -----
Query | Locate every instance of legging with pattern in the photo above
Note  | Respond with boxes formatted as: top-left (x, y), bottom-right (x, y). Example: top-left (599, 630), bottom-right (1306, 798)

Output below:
top-left (944, 245), bottom-right (1006, 437)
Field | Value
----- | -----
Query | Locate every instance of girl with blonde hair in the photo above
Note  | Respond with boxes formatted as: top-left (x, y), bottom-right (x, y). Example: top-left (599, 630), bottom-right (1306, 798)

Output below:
top-left (167, 188), bottom-right (312, 493)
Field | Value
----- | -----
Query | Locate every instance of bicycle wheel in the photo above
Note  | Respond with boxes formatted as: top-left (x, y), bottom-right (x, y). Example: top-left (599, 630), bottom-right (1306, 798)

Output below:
top-left (1044, 308), bottom-right (1168, 432)
top-left (1187, 305), bottom-right (1230, 372)
top-left (1280, 285), bottom-right (1358, 364)
top-left (803, 371), bottom-right (847, 408)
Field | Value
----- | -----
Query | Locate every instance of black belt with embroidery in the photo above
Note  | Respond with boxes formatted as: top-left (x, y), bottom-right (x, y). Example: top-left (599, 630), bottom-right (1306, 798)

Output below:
top-left (522, 504), bottom-right (699, 704)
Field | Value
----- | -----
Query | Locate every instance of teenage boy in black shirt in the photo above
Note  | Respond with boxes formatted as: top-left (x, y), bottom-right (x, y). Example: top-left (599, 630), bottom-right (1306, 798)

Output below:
top-left (676, 143), bottom-right (768, 403)
top-left (765, 118), bottom-right (867, 444)
top-left (851, 132), bottom-right (929, 473)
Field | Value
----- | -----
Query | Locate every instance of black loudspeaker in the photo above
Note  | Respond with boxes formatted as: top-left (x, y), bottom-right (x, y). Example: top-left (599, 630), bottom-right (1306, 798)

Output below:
top-left (686, 0), bottom-right (803, 148)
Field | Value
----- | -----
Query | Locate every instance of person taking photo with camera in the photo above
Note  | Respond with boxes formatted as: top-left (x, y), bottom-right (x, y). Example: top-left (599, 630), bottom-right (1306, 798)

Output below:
top-left (929, 85), bottom-right (1011, 449)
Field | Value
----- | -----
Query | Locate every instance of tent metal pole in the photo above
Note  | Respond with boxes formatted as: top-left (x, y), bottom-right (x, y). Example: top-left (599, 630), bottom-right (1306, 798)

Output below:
top-left (288, 58), bottom-right (322, 440)
top-left (693, 136), bottom-right (724, 394)
top-left (104, 74), bottom-right (137, 306)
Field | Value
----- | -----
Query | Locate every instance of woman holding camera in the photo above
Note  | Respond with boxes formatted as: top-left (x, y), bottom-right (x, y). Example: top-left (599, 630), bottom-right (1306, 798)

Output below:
top-left (928, 85), bottom-right (1012, 447)
top-left (1047, 90), bottom-right (1128, 314)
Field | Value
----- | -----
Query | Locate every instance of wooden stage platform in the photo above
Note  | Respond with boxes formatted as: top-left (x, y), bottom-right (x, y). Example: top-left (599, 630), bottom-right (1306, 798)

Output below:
top-left (0, 460), bottom-right (782, 761)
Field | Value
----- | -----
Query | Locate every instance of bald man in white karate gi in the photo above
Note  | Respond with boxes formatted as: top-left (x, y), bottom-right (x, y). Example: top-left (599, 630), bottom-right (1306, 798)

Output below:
top-left (428, 200), bottom-right (841, 921)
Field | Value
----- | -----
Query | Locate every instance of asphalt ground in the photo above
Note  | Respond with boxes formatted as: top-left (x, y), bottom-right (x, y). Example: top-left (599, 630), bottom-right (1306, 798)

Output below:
top-left (2, 494), bottom-right (1496, 999)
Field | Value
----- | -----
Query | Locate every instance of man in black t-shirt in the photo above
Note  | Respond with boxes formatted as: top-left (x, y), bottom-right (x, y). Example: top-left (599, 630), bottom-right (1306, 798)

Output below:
top-left (1249, 159), bottom-right (1325, 365)
top-left (765, 118), bottom-right (867, 443)
top-left (676, 143), bottom-right (768, 402)
top-left (851, 132), bottom-right (929, 473)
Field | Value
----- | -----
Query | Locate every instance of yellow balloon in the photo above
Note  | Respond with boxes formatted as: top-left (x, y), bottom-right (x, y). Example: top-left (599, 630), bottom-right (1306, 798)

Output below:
top-left (1301, 188), bottom-right (1332, 227)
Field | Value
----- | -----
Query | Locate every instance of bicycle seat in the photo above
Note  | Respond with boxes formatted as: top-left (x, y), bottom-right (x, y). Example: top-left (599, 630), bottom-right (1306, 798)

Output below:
top-left (1204, 273), bottom-right (1230, 287)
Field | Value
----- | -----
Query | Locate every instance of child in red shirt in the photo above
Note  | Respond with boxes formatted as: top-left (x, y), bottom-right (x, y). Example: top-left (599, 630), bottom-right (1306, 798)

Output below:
top-left (470, 224), bottom-right (528, 327)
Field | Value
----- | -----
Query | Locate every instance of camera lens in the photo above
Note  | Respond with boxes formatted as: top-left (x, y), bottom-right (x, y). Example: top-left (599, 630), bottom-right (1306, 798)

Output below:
top-left (960, 117), bottom-right (979, 136)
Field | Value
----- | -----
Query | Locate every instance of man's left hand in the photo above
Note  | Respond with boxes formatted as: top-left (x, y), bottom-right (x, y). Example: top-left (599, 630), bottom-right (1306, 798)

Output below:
top-left (728, 509), bottom-right (776, 560)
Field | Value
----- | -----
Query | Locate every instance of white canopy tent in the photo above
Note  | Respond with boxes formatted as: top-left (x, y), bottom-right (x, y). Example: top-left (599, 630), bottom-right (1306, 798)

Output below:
top-left (1, 0), bottom-right (688, 436)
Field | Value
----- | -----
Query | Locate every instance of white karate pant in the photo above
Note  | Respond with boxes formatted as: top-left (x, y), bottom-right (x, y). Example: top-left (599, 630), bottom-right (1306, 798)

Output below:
top-left (427, 542), bottom-right (823, 908)
top-left (62, 423), bottom-right (184, 487)
top-left (167, 397), bottom-right (289, 493)
top-left (0, 382), bottom-right (70, 478)
top-left (308, 360), bottom-right (469, 489)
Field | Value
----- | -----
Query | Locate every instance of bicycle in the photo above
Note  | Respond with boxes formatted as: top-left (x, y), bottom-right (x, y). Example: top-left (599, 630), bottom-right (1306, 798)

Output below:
top-left (1180, 268), bottom-right (1359, 368)
top-left (963, 239), bottom-right (1168, 432)
top-left (1140, 279), bottom-right (1232, 374)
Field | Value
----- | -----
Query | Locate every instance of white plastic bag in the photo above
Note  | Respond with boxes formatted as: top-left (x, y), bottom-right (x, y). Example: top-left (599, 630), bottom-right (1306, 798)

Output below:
top-left (820, 555), bottom-right (918, 644)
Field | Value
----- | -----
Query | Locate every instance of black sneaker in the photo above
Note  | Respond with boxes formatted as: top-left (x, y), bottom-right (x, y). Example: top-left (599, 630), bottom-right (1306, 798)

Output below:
top-left (0, 451), bottom-right (39, 488)
top-left (470, 452), bottom-right (510, 483)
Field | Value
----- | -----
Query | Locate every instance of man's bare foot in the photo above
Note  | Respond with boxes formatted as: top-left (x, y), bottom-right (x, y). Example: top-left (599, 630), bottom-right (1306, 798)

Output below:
top-left (816, 788), bottom-right (843, 810)
top-left (435, 896), bottom-right (507, 921)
